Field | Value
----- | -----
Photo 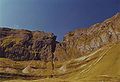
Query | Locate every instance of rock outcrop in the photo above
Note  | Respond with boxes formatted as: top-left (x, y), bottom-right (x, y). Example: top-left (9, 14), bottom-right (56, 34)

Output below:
top-left (0, 13), bottom-right (120, 62)
top-left (0, 28), bottom-right (56, 61)
top-left (54, 13), bottom-right (120, 61)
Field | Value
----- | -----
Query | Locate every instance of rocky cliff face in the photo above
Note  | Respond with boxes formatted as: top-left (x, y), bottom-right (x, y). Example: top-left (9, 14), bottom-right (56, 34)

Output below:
top-left (0, 28), bottom-right (56, 61)
top-left (54, 13), bottom-right (120, 61)
top-left (0, 13), bottom-right (120, 61)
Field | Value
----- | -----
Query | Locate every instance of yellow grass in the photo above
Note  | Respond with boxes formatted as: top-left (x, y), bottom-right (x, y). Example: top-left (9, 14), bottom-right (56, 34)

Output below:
top-left (1, 42), bottom-right (120, 82)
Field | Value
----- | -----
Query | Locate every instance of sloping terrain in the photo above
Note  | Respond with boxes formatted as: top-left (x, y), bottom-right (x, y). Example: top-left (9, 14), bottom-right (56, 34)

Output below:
top-left (0, 13), bottom-right (120, 82)
top-left (1, 42), bottom-right (120, 82)
top-left (66, 42), bottom-right (120, 82)
top-left (55, 13), bottom-right (120, 61)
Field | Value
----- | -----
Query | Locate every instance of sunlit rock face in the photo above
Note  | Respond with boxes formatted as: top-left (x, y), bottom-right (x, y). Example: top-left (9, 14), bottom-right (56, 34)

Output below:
top-left (0, 13), bottom-right (120, 62)
top-left (54, 13), bottom-right (120, 61)
top-left (0, 28), bottom-right (56, 61)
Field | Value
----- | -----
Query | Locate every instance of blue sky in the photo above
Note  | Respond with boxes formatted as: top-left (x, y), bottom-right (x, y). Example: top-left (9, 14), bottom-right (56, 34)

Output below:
top-left (0, 0), bottom-right (120, 41)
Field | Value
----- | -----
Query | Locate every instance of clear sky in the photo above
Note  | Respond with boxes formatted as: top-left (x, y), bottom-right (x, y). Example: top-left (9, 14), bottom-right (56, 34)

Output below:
top-left (0, 0), bottom-right (120, 41)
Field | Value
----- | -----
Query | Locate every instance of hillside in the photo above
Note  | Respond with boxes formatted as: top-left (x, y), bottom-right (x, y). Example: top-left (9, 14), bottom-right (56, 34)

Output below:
top-left (0, 28), bottom-right (56, 61)
top-left (66, 42), bottom-right (120, 82)
top-left (0, 13), bottom-right (120, 82)
top-left (55, 13), bottom-right (120, 61)
top-left (1, 42), bottom-right (120, 82)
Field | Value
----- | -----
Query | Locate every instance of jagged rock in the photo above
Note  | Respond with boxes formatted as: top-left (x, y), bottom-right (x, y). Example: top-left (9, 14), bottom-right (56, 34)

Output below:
top-left (0, 13), bottom-right (120, 62)
top-left (0, 28), bottom-right (56, 61)
top-left (54, 13), bottom-right (120, 61)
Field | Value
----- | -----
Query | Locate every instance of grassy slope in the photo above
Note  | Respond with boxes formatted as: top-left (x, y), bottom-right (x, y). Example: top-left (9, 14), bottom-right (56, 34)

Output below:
top-left (69, 43), bottom-right (120, 82)
top-left (1, 43), bottom-right (120, 82)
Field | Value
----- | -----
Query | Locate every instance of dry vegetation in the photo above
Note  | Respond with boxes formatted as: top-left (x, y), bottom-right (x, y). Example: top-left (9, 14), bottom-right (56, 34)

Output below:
top-left (0, 42), bottom-right (120, 82)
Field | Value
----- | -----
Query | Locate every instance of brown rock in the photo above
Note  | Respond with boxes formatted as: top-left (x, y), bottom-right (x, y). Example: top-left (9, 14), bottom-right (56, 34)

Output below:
top-left (54, 13), bottom-right (120, 61)
top-left (0, 28), bottom-right (56, 61)
top-left (0, 13), bottom-right (120, 62)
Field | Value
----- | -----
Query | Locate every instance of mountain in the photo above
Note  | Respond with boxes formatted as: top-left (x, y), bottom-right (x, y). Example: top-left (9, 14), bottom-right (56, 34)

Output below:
top-left (2, 43), bottom-right (120, 82)
top-left (0, 28), bottom-right (56, 61)
top-left (0, 13), bottom-right (120, 82)
top-left (0, 13), bottom-right (120, 61)
top-left (54, 13), bottom-right (120, 61)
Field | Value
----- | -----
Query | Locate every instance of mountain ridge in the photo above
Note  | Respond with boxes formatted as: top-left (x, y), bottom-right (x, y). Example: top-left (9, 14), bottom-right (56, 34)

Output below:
top-left (0, 12), bottom-right (120, 82)
top-left (54, 12), bottom-right (120, 61)
top-left (0, 13), bottom-right (120, 61)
